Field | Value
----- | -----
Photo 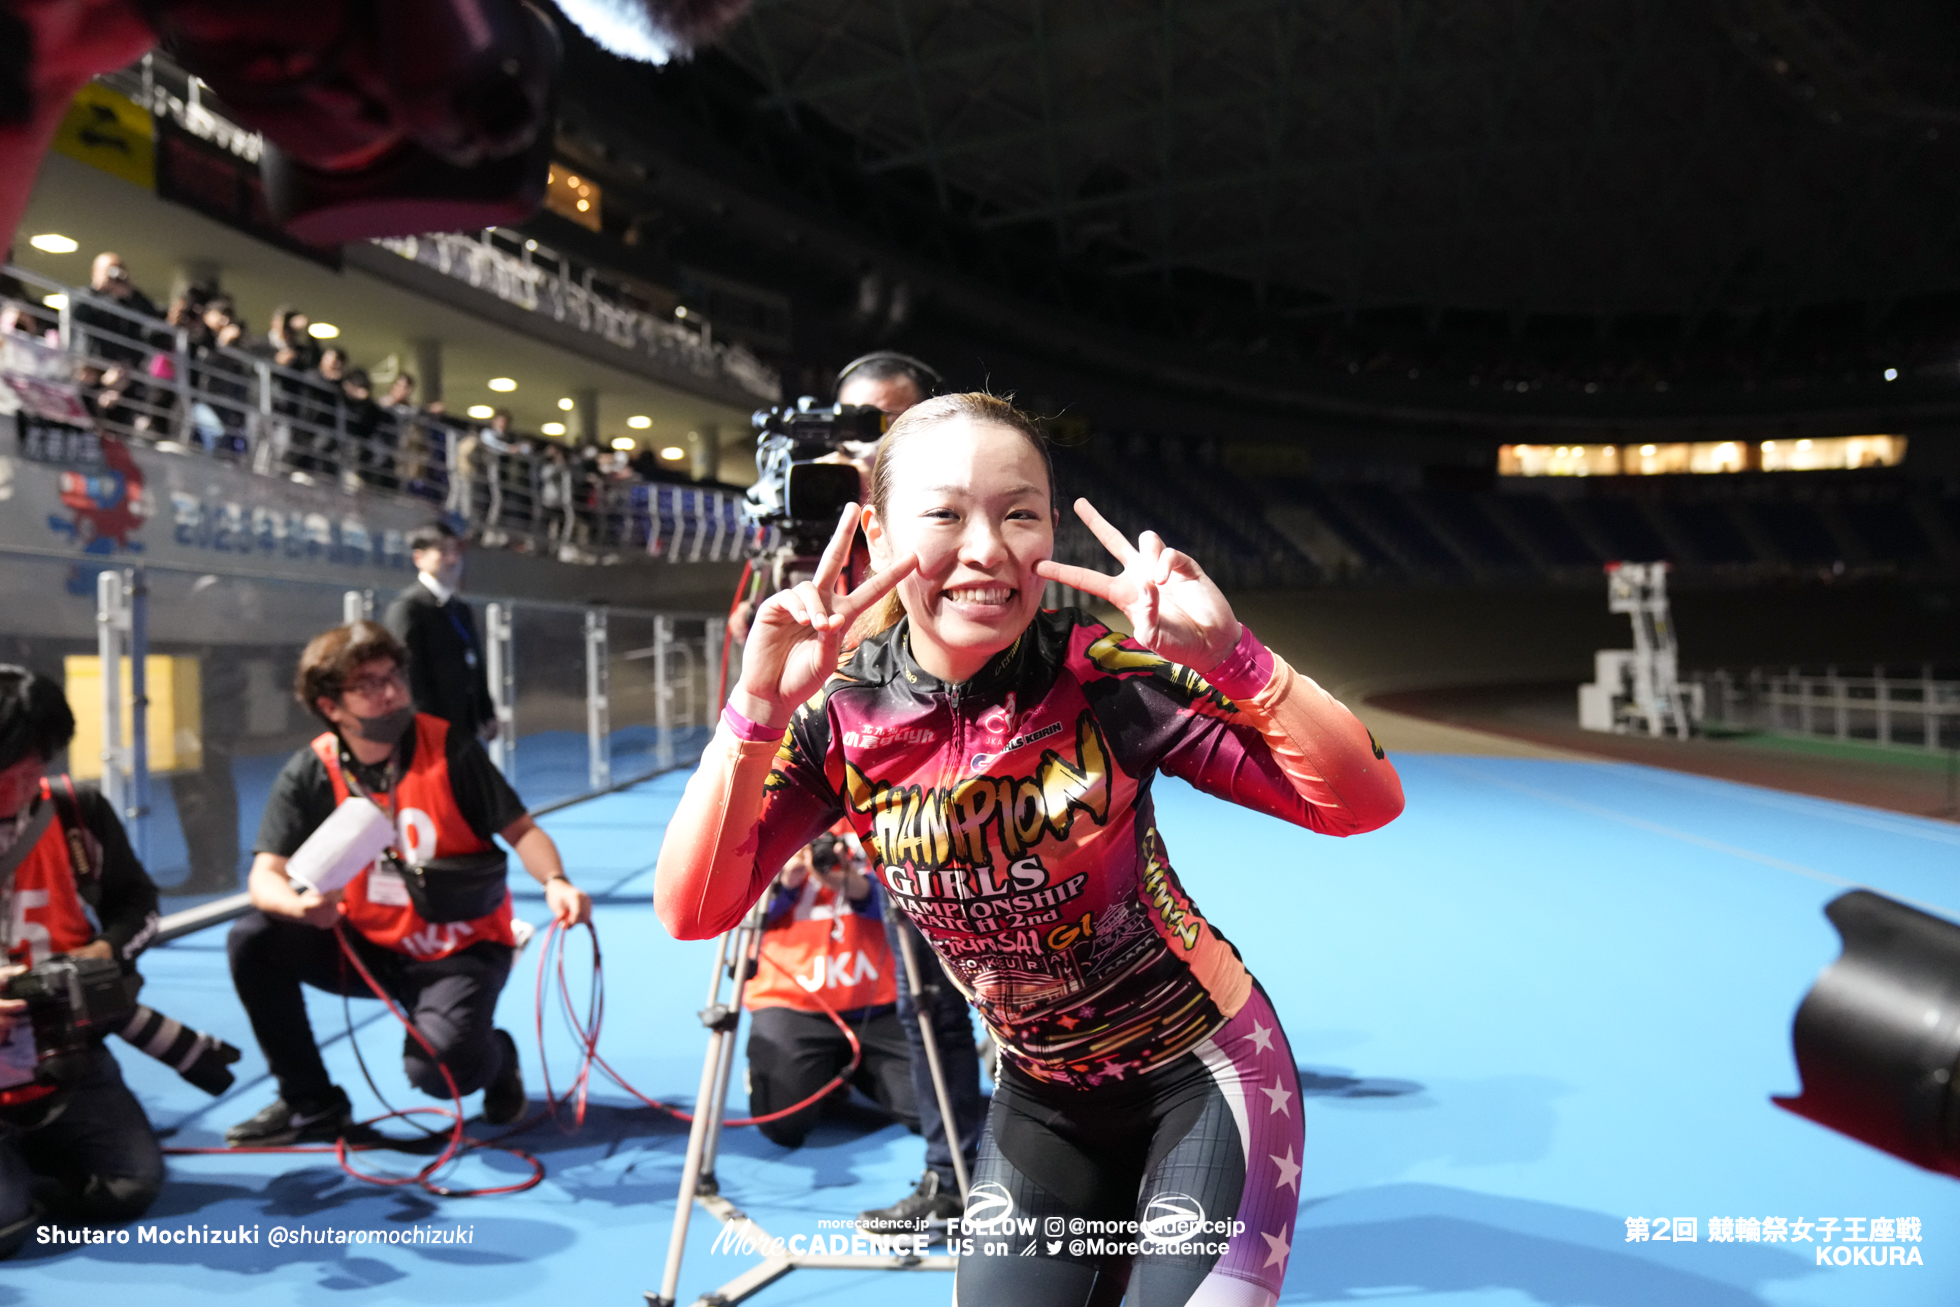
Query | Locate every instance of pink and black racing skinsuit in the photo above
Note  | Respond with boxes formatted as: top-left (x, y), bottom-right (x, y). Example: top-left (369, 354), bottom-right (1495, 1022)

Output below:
top-left (657, 609), bottom-right (1404, 1306)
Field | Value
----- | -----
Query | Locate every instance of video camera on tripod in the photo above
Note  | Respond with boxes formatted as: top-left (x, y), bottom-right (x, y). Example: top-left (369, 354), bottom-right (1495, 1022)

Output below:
top-left (744, 398), bottom-right (889, 583)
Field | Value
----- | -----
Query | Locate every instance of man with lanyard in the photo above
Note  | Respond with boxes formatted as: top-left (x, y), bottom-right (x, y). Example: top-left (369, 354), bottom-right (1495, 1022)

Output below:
top-left (384, 522), bottom-right (498, 744)
top-left (0, 666), bottom-right (162, 1256)
top-left (224, 622), bottom-right (590, 1146)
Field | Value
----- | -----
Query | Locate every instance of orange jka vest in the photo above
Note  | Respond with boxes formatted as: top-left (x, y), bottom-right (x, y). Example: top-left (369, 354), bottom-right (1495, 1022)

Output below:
top-left (744, 876), bottom-right (898, 1013)
top-left (1, 779), bottom-right (97, 970)
top-left (312, 714), bottom-right (515, 961)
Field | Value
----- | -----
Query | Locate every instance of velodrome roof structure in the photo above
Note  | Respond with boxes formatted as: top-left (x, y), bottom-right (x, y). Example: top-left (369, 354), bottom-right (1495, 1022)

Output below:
top-left (714, 0), bottom-right (1960, 316)
top-left (556, 1), bottom-right (1960, 428)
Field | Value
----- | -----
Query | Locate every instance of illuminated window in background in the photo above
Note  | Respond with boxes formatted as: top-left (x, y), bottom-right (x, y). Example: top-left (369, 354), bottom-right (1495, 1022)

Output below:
top-left (545, 165), bottom-right (602, 232)
top-left (1497, 444), bottom-right (1623, 477)
top-left (1499, 436), bottom-right (1906, 475)
top-left (1759, 435), bottom-right (1907, 472)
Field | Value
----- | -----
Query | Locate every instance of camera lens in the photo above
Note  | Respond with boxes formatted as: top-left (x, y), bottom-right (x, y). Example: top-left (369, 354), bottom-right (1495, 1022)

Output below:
top-left (1776, 890), bottom-right (1960, 1176)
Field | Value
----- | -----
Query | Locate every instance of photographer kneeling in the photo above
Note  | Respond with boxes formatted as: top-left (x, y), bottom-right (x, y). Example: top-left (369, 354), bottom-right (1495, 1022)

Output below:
top-left (0, 668), bottom-right (162, 1257)
top-left (744, 831), bottom-right (918, 1148)
top-left (225, 623), bottom-right (590, 1146)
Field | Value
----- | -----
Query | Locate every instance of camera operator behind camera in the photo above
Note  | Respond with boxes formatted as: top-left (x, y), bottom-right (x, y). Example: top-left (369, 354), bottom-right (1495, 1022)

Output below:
top-left (0, 667), bottom-right (162, 1258)
top-left (224, 622), bottom-right (591, 1147)
top-left (742, 829), bottom-right (919, 1147)
top-left (732, 352), bottom-right (986, 1232)
top-left (730, 352), bottom-right (940, 643)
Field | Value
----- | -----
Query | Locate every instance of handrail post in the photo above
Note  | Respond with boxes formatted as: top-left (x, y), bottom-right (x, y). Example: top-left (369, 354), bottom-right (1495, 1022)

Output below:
top-left (485, 602), bottom-right (517, 780)
top-left (586, 607), bottom-right (611, 791)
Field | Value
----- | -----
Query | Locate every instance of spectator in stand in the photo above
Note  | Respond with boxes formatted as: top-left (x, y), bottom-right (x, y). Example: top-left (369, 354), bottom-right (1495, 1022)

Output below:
top-left (502, 433), bottom-right (536, 532)
top-left (191, 296), bottom-right (250, 457)
top-left (252, 307), bottom-right (320, 475)
top-left (446, 418), bottom-right (478, 523)
top-left (477, 409), bottom-right (514, 531)
top-left (73, 254), bottom-right (163, 425)
top-left (573, 444), bottom-right (603, 544)
top-left (79, 362), bottom-right (136, 431)
top-left (73, 252), bottom-right (160, 366)
top-left (0, 246), bottom-right (49, 339)
top-left (539, 442), bottom-right (575, 545)
top-left (296, 347), bottom-right (349, 478)
top-left (342, 368), bottom-right (390, 490)
top-left (382, 523), bottom-right (498, 743)
top-left (385, 373), bottom-right (432, 490)
top-left (252, 306), bottom-right (321, 374)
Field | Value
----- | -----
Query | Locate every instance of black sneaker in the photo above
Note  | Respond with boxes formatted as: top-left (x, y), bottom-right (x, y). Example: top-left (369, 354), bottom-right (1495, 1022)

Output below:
top-left (481, 1029), bottom-right (525, 1126)
top-left (225, 1087), bottom-right (352, 1147)
top-left (857, 1172), bottom-right (964, 1235)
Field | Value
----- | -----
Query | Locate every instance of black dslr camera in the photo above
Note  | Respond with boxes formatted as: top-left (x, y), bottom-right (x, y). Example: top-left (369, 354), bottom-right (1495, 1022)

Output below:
top-left (746, 397), bottom-right (888, 558)
top-left (4, 955), bottom-right (137, 1089)
top-left (808, 832), bottom-right (844, 875)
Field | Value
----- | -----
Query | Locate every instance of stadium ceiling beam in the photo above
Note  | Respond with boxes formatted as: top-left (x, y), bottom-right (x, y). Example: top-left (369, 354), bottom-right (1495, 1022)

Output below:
top-left (1331, 0), bottom-right (1432, 307)
top-left (887, 0), bottom-right (952, 208)
top-left (972, 125), bottom-right (1710, 231)
top-left (750, 0), bottom-right (1303, 111)
top-left (855, 55), bottom-right (1567, 175)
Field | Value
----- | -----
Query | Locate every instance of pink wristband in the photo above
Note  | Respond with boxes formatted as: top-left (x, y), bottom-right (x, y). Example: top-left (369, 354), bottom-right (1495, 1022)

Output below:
top-left (1202, 624), bottom-right (1274, 700)
top-left (721, 704), bottom-right (787, 743)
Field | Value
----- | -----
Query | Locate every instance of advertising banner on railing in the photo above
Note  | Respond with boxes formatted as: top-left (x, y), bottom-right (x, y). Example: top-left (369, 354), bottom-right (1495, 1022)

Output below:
top-left (0, 409), bottom-right (426, 586)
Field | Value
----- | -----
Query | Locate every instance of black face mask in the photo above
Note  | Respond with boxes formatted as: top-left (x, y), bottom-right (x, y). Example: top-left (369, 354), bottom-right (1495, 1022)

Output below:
top-left (347, 706), bottom-right (415, 748)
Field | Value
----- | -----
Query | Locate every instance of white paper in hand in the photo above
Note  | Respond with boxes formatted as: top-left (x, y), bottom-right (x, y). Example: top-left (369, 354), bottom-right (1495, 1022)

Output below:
top-left (286, 797), bottom-right (397, 896)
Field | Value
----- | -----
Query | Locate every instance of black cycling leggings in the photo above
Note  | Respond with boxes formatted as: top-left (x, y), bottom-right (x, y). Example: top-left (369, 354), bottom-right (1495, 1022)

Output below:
top-left (953, 984), bottom-right (1302, 1307)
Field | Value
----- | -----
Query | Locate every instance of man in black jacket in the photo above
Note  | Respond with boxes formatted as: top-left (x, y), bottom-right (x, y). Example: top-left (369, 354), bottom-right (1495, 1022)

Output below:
top-left (383, 523), bottom-right (497, 742)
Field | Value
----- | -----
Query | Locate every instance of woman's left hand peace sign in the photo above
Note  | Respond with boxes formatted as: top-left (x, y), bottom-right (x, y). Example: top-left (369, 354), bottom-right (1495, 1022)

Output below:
top-left (1034, 499), bottom-right (1242, 672)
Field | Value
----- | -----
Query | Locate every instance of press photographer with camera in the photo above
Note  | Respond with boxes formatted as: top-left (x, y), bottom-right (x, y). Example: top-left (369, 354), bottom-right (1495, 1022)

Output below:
top-left (741, 830), bottom-right (920, 1148)
top-left (224, 621), bottom-right (591, 1147)
top-left (0, 667), bottom-right (162, 1258)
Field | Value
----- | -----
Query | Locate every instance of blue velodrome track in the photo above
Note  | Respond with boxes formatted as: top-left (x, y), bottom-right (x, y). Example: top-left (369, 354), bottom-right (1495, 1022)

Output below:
top-left (8, 752), bottom-right (1959, 1306)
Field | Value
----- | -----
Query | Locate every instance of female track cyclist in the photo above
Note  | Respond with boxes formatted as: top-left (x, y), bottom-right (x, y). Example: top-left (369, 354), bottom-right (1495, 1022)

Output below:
top-left (655, 393), bottom-right (1405, 1306)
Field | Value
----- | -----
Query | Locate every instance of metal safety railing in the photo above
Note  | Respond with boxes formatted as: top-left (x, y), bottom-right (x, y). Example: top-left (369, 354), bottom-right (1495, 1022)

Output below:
top-left (1, 263), bottom-right (767, 564)
top-left (21, 555), bottom-right (730, 903)
top-left (1690, 666), bottom-right (1960, 752)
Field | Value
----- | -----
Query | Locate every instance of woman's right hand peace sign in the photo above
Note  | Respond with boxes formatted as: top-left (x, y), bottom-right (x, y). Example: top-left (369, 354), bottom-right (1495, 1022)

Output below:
top-left (729, 504), bottom-right (916, 731)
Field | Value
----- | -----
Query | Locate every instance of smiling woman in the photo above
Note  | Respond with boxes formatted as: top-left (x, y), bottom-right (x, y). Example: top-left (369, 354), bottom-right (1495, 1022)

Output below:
top-left (857, 393), bottom-right (1058, 682)
top-left (655, 391), bottom-right (1404, 1307)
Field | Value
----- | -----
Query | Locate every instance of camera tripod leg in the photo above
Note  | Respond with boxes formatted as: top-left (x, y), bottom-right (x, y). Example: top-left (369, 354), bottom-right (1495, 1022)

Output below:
top-left (649, 900), bottom-right (959, 1306)
top-left (699, 921), bottom-right (764, 1185)
top-left (893, 918), bottom-right (970, 1202)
